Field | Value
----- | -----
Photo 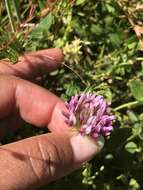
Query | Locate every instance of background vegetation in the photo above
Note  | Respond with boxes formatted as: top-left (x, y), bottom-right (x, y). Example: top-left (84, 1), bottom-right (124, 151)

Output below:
top-left (0, 0), bottom-right (143, 189)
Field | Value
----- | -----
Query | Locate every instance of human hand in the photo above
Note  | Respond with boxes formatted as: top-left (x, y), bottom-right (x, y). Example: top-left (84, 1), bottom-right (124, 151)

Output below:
top-left (0, 48), bottom-right (104, 190)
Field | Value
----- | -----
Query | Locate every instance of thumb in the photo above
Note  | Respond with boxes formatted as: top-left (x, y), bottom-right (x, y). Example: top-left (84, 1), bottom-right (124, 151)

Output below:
top-left (0, 132), bottom-right (104, 190)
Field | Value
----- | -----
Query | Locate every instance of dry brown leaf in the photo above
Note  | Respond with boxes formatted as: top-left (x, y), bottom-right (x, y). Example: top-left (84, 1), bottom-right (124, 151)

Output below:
top-left (136, 4), bottom-right (143, 10)
top-left (134, 25), bottom-right (143, 37)
top-left (0, 1), bottom-right (3, 16)
top-left (134, 25), bottom-right (143, 49)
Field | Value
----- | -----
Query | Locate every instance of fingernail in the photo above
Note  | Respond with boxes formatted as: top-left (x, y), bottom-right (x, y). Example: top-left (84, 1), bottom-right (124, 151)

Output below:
top-left (41, 48), bottom-right (64, 63)
top-left (70, 134), bottom-right (104, 164)
top-left (42, 55), bottom-right (58, 62)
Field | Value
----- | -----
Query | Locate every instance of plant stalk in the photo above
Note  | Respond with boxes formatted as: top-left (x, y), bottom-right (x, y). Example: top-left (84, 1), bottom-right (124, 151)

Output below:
top-left (12, 0), bottom-right (21, 25)
top-left (4, 0), bottom-right (16, 32)
top-left (113, 100), bottom-right (143, 111)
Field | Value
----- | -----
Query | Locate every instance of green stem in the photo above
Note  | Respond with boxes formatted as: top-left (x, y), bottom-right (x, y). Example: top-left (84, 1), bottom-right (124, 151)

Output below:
top-left (5, 0), bottom-right (16, 32)
top-left (62, 62), bottom-right (87, 86)
top-left (113, 100), bottom-right (143, 111)
top-left (12, 0), bottom-right (21, 24)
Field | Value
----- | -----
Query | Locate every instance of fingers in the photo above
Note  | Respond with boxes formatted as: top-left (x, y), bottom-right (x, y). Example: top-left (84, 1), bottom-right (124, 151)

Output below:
top-left (0, 48), bottom-right (63, 79)
top-left (0, 132), bottom-right (104, 189)
top-left (0, 48), bottom-right (64, 135)
top-left (0, 75), bottom-right (68, 132)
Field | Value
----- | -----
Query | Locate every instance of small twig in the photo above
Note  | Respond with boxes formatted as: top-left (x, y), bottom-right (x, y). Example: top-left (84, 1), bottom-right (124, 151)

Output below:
top-left (117, 0), bottom-right (143, 47)
top-left (62, 62), bottom-right (87, 86)
top-left (12, 0), bottom-right (21, 25)
top-left (4, 0), bottom-right (16, 32)
top-left (117, 0), bottom-right (134, 27)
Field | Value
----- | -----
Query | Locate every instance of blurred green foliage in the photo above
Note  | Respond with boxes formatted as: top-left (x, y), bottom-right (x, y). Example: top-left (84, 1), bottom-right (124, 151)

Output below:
top-left (1, 0), bottom-right (143, 189)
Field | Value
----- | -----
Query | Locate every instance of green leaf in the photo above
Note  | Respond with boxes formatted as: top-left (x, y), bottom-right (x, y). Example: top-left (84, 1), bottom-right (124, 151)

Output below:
top-left (76, 0), bottom-right (86, 6)
top-left (1, 47), bottom-right (19, 64)
top-left (91, 24), bottom-right (103, 35)
top-left (109, 33), bottom-right (121, 46)
top-left (82, 168), bottom-right (90, 177)
top-left (105, 16), bottom-right (114, 26)
top-left (64, 82), bottom-right (81, 97)
top-left (127, 42), bottom-right (137, 49)
top-left (129, 178), bottom-right (140, 189)
top-left (132, 123), bottom-right (142, 137)
top-left (30, 13), bottom-right (54, 39)
top-left (129, 79), bottom-right (143, 101)
top-left (105, 4), bottom-right (115, 14)
top-left (126, 36), bottom-right (138, 50)
top-left (125, 142), bottom-right (137, 154)
top-left (127, 110), bottom-right (138, 122)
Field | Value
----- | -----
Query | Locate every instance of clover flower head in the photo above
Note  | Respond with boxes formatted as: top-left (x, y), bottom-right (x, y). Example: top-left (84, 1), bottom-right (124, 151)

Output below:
top-left (64, 93), bottom-right (115, 139)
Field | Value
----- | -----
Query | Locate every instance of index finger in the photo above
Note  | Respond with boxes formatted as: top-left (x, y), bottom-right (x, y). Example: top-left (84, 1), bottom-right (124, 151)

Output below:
top-left (0, 48), bottom-right (64, 79)
top-left (0, 75), bottom-right (69, 132)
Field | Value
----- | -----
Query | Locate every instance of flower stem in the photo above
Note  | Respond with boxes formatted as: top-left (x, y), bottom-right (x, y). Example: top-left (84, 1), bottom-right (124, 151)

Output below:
top-left (62, 62), bottom-right (87, 86)
top-left (4, 0), bottom-right (16, 32)
top-left (113, 100), bottom-right (143, 111)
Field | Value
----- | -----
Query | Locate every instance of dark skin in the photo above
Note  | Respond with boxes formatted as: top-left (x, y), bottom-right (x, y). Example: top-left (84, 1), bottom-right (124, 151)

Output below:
top-left (0, 48), bottom-right (103, 190)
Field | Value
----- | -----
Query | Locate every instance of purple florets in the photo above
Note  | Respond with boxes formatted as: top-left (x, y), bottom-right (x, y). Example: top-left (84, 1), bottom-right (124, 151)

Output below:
top-left (64, 93), bottom-right (115, 139)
